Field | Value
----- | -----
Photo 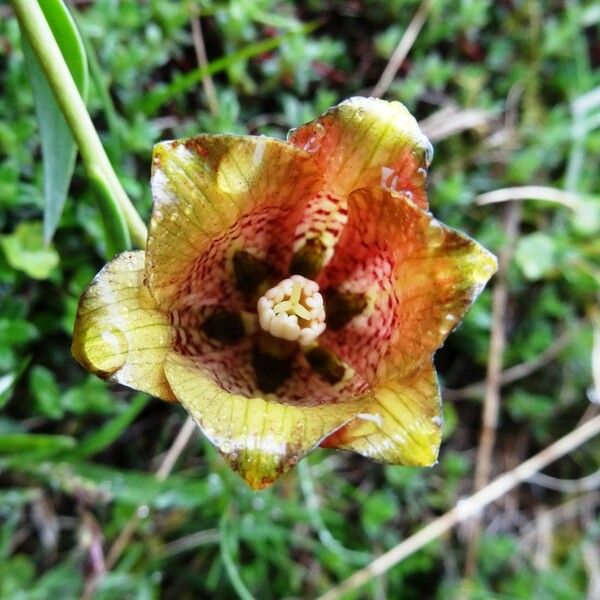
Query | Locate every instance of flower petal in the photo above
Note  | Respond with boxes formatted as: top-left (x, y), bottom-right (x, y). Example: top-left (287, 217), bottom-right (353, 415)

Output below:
top-left (72, 251), bottom-right (175, 401)
top-left (288, 96), bottom-right (432, 207)
top-left (320, 187), bottom-right (497, 384)
top-left (147, 135), bottom-right (322, 309)
top-left (164, 351), bottom-right (368, 489)
top-left (321, 360), bottom-right (441, 466)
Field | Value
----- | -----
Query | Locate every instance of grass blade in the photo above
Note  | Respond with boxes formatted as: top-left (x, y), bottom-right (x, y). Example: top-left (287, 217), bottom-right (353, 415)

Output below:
top-left (64, 393), bottom-right (149, 461)
top-left (139, 23), bottom-right (318, 116)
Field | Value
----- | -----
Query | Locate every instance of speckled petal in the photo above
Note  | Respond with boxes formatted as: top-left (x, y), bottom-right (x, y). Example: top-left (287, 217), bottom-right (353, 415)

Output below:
top-left (288, 97), bottom-right (432, 207)
top-left (147, 135), bottom-right (322, 309)
top-left (72, 251), bottom-right (176, 401)
top-left (320, 187), bottom-right (497, 384)
top-left (164, 351), bottom-right (368, 490)
top-left (321, 360), bottom-right (441, 466)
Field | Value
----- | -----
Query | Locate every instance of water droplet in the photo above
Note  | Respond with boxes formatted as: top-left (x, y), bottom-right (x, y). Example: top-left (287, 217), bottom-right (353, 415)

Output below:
top-left (421, 137), bottom-right (434, 166)
top-left (84, 325), bottom-right (128, 376)
top-left (137, 505), bottom-right (150, 519)
top-left (289, 122), bottom-right (326, 152)
top-left (380, 166), bottom-right (399, 191)
top-left (416, 167), bottom-right (427, 184)
top-left (427, 220), bottom-right (445, 248)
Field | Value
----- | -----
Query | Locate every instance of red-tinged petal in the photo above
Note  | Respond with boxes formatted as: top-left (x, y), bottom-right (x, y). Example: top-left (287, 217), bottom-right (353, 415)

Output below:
top-left (147, 135), bottom-right (322, 312)
top-left (164, 351), bottom-right (369, 489)
top-left (319, 187), bottom-right (497, 384)
top-left (72, 251), bottom-right (176, 402)
top-left (288, 97), bottom-right (432, 208)
top-left (322, 360), bottom-right (441, 466)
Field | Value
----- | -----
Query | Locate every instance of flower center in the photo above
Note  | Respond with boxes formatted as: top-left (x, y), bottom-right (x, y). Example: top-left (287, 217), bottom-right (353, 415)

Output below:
top-left (257, 275), bottom-right (326, 345)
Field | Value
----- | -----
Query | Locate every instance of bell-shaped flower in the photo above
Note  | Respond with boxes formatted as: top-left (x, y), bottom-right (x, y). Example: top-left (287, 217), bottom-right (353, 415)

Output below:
top-left (72, 98), bottom-right (497, 489)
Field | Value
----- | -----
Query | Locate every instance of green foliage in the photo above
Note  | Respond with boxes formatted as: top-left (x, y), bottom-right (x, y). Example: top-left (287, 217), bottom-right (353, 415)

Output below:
top-left (1, 0), bottom-right (599, 599)
top-left (21, 0), bottom-right (89, 243)
top-left (0, 222), bottom-right (59, 280)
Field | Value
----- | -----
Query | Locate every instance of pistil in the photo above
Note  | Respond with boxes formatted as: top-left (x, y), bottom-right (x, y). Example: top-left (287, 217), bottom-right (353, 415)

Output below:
top-left (257, 275), bottom-right (326, 345)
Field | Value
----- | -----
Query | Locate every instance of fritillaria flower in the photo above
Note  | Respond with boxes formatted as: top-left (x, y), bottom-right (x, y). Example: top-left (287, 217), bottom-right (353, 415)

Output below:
top-left (72, 98), bottom-right (497, 489)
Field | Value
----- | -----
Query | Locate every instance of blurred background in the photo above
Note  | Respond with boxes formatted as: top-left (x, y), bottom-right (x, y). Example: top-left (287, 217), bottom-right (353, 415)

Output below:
top-left (0, 0), bottom-right (599, 598)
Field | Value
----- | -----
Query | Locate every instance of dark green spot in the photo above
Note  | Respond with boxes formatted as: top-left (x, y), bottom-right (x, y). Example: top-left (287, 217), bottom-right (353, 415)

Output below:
top-left (252, 349), bottom-right (294, 393)
top-left (290, 237), bottom-right (326, 279)
top-left (324, 289), bottom-right (367, 330)
top-left (252, 332), bottom-right (296, 393)
top-left (201, 310), bottom-right (245, 344)
top-left (305, 346), bottom-right (346, 384)
top-left (233, 250), bottom-right (271, 295)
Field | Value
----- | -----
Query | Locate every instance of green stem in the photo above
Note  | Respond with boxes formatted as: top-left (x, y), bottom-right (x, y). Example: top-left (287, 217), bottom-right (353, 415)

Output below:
top-left (10, 0), bottom-right (147, 248)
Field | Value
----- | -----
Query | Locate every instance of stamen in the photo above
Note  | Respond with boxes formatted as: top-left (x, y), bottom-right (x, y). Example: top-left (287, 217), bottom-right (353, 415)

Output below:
top-left (324, 289), bottom-right (368, 330)
top-left (305, 346), bottom-right (346, 384)
top-left (252, 332), bottom-right (297, 393)
top-left (201, 309), bottom-right (246, 344)
top-left (290, 237), bottom-right (326, 279)
top-left (291, 192), bottom-right (348, 278)
top-left (233, 250), bottom-right (271, 295)
top-left (257, 275), bottom-right (326, 345)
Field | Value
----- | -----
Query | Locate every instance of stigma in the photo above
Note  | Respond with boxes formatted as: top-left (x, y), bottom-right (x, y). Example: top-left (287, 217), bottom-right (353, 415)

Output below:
top-left (257, 275), bottom-right (326, 345)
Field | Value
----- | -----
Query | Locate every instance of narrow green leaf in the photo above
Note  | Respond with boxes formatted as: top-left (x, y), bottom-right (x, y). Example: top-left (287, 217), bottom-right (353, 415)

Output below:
top-left (17, 461), bottom-right (221, 509)
top-left (89, 166), bottom-right (132, 258)
top-left (0, 433), bottom-right (75, 455)
top-left (139, 24), bottom-right (318, 116)
top-left (0, 357), bottom-right (30, 410)
top-left (21, 0), bottom-right (89, 243)
top-left (64, 393), bottom-right (149, 461)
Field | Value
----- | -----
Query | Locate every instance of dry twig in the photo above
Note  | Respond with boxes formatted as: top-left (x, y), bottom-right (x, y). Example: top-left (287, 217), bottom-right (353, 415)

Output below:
top-left (528, 468), bottom-right (600, 493)
top-left (371, 0), bottom-right (434, 98)
top-left (476, 186), bottom-right (590, 212)
top-left (517, 491), bottom-right (600, 553)
top-left (419, 106), bottom-right (499, 143)
top-left (80, 417), bottom-right (197, 600)
top-left (104, 416), bottom-right (197, 569)
top-left (316, 413), bottom-right (600, 600)
top-left (464, 203), bottom-right (520, 576)
top-left (444, 328), bottom-right (573, 401)
top-left (190, 13), bottom-right (219, 117)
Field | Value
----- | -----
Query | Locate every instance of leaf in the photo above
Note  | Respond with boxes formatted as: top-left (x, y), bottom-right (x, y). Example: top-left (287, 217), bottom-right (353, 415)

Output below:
top-left (29, 365), bottom-right (63, 419)
top-left (0, 433), bottom-right (75, 455)
top-left (0, 222), bottom-right (60, 280)
top-left (0, 357), bottom-right (30, 410)
top-left (138, 24), bottom-right (318, 116)
top-left (23, 461), bottom-right (222, 509)
top-left (20, 0), bottom-right (89, 243)
top-left (63, 393), bottom-right (149, 461)
top-left (89, 166), bottom-right (132, 258)
top-left (515, 232), bottom-right (557, 281)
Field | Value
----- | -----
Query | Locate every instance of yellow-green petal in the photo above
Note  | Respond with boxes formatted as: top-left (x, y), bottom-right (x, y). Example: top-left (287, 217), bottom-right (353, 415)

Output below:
top-left (288, 96), bottom-right (432, 207)
top-left (321, 360), bottom-right (441, 466)
top-left (147, 135), bottom-right (322, 308)
top-left (164, 351), bottom-right (369, 489)
top-left (72, 251), bottom-right (175, 401)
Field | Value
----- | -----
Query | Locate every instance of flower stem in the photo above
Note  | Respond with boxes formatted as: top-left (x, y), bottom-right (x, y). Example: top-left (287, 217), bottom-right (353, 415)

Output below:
top-left (10, 0), bottom-right (147, 248)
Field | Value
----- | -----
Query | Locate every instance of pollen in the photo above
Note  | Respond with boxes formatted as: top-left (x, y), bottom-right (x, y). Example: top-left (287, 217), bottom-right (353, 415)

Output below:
top-left (257, 275), bottom-right (326, 345)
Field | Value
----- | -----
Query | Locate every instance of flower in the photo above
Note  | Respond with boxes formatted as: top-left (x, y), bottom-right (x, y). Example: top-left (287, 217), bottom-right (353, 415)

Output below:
top-left (72, 97), bottom-right (497, 489)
